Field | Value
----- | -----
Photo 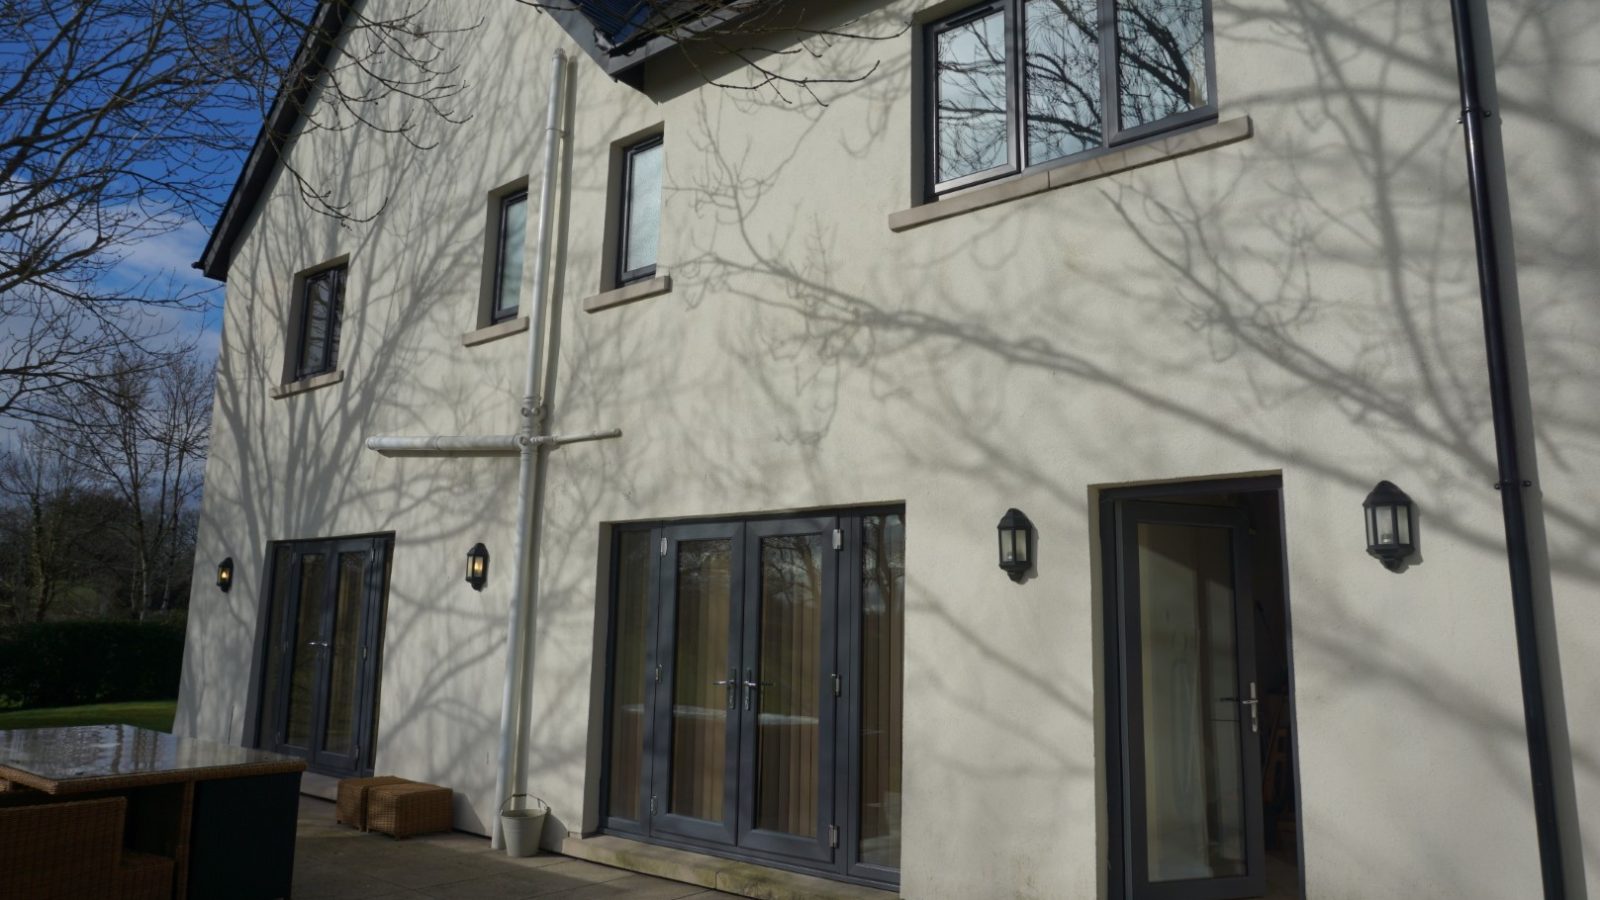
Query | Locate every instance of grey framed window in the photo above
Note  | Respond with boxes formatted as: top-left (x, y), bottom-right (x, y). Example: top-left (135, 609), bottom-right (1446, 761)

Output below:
top-left (492, 191), bottom-right (529, 322)
top-left (926, 0), bottom-right (1216, 196)
top-left (294, 264), bottom-right (346, 380)
top-left (617, 136), bottom-right (663, 285)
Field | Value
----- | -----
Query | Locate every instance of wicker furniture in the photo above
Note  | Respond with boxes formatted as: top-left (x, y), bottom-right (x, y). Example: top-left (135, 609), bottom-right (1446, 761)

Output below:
top-left (0, 795), bottom-right (126, 899)
top-left (0, 725), bottom-right (305, 900)
top-left (366, 782), bottom-right (453, 839)
top-left (118, 850), bottom-right (178, 900)
top-left (336, 775), bottom-right (411, 829)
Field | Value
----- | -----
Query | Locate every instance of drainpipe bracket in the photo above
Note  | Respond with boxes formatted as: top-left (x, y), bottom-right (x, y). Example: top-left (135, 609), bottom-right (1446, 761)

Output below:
top-left (1492, 479), bottom-right (1534, 490)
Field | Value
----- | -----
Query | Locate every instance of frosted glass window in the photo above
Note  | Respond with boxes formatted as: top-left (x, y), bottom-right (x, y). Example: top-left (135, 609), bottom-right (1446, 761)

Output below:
top-left (493, 191), bottom-right (527, 320)
top-left (621, 138), bottom-right (662, 281)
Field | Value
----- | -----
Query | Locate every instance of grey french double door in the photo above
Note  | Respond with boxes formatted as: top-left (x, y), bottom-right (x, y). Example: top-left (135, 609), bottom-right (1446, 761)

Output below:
top-left (649, 518), bottom-right (838, 861)
top-left (257, 535), bottom-right (391, 777)
top-left (1107, 500), bottom-right (1267, 900)
top-left (604, 510), bottom-right (905, 888)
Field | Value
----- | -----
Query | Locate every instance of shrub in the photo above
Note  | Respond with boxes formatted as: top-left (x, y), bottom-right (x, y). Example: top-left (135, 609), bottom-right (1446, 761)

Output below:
top-left (0, 620), bottom-right (185, 709)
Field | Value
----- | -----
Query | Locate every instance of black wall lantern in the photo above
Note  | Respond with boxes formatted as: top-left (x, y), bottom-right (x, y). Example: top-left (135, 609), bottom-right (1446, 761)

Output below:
top-left (216, 557), bottom-right (234, 592)
top-left (466, 543), bottom-right (490, 591)
top-left (1363, 481), bottom-right (1415, 571)
top-left (997, 508), bottom-right (1034, 582)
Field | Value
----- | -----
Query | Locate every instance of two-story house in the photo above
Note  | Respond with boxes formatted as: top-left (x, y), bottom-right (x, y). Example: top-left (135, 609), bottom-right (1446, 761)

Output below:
top-left (175, 0), bottom-right (1599, 897)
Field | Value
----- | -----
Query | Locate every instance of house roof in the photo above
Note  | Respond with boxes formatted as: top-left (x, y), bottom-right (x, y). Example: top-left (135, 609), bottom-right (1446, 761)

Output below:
top-left (197, 1), bottom-right (745, 281)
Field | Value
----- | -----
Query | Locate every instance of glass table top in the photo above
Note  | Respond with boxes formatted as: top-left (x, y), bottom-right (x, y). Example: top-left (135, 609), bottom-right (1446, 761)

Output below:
top-left (0, 725), bottom-right (304, 791)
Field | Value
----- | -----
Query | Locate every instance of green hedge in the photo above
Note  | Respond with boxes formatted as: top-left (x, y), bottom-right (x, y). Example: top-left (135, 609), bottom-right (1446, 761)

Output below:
top-left (0, 621), bottom-right (185, 709)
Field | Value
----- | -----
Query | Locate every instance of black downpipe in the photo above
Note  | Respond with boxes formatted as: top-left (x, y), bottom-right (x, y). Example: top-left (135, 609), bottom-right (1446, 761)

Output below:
top-left (1445, 0), bottom-right (1566, 897)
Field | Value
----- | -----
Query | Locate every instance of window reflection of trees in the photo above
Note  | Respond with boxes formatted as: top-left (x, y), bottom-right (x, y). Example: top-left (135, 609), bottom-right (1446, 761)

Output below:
top-left (1024, 0), bottom-right (1101, 165)
top-left (1117, 0), bottom-right (1208, 129)
top-left (934, 0), bottom-right (1209, 189)
top-left (936, 11), bottom-right (1009, 183)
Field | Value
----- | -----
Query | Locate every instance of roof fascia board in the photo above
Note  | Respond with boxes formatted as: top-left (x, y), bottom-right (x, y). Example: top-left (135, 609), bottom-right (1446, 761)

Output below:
top-left (197, 1), bottom-right (353, 282)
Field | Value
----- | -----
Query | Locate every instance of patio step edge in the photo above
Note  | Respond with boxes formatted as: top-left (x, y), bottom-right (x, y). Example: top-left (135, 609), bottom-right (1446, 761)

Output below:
top-left (559, 834), bottom-right (898, 900)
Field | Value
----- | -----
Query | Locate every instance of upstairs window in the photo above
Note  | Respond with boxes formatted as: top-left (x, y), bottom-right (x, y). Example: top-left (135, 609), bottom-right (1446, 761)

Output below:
top-left (927, 0), bottom-right (1214, 196)
top-left (294, 263), bottom-right (346, 380)
top-left (617, 136), bottom-right (662, 285)
top-left (492, 190), bottom-right (529, 322)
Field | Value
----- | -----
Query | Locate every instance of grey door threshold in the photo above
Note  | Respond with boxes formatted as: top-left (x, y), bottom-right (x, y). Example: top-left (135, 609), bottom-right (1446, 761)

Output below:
top-left (560, 834), bottom-right (898, 900)
top-left (299, 771), bottom-right (339, 801)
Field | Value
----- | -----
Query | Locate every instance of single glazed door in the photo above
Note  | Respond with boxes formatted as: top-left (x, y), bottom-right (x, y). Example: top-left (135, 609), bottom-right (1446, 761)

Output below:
top-left (735, 517), bottom-right (838, 862)
top-left (1115, 502), bottom-right (1265, 900)
top-left (261, 536), bottom-right (389, 777)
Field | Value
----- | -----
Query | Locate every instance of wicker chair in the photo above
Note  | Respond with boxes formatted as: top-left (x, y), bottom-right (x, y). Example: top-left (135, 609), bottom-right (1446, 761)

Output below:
top-left (0, 795), bottom-right (126, 900)
top-left (116, 850), bottom-right (176, 900)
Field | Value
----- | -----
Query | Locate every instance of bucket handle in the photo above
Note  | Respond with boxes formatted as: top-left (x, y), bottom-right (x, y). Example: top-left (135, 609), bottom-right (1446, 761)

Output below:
top-left (500, 793), bottom-right (549, 815)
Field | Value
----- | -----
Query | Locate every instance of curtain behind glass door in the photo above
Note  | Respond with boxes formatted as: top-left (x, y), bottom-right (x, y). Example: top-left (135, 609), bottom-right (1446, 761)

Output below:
top-left (284, 552), bottom-right (327, 748)
top-left (753, 533), bottom-right (825, 838)
top-left (320, 550), bottom-right (370, 757)
top-left (607, 532), bottom-right (653, 821)
top-left (858, 514), bottom-right (906, 870)
top-left (670, 539), bottom-right (733, 821)
top-left (1136, 522), bottom-right (1245, 882)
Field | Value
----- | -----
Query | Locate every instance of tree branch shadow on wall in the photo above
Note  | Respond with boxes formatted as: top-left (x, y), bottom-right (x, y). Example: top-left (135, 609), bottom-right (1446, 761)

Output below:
top-left (619, 0), bottom-right (1599, 892)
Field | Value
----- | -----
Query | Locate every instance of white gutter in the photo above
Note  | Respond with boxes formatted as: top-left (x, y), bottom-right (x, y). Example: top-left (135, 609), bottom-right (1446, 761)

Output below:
top-left (491, 48), bottom-right (568, 849)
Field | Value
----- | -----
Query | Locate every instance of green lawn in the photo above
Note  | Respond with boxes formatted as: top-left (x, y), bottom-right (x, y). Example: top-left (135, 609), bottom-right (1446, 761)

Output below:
top-left (0, 700), bottom-right (177, 732)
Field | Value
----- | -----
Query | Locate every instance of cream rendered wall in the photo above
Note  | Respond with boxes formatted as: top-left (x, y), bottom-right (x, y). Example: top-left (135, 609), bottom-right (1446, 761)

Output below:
top-left (174, 0), bottom-right (1599, 897)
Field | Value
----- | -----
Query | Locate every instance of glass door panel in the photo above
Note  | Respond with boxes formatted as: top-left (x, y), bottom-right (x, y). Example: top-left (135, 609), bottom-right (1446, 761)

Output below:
top-left (259, 547), bottom-right (294, 746)
top-left (283, 552), bottom-right (327, 750)
top-left (315, 549), bottom-right (371, 769)
top-left (1118, 502), bottom-right (1264, 900)
top-left (738, 519), bottom-right (837, 862)
top-left (754, 535), bottom-right (823, 837)
top-left (606, 531), bottom-right (655, 824)
top-left (670, 539), bottom-right (732, 821)
top-left (856, 512), bottom-right (906, 872)
top-left (651, 524), bottom-right (741, 845)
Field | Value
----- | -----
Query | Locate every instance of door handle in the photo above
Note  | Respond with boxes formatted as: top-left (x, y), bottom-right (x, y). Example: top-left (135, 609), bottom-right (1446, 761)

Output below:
top-left (1220, 682), bottom-right (1259, 733)
top-left (305, 641), bottom-right (328, 648)
top-left (712, 669), bottom-right (737, 709)
top-left (742, 668), bottom-right (772, 711)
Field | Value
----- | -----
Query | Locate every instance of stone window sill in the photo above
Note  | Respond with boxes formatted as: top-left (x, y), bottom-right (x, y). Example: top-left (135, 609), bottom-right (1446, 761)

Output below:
top-left (583, 274), bottom-right (671, 313)
top-left (889, 115), bottom-right (1253, 232)
top-left (462, 316), bottom-right (529, 347)
top-left (270, 369), bottom-right (344, 399)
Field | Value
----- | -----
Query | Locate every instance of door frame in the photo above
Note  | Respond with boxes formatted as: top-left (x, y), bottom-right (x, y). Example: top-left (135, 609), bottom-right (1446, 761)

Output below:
top-left (647, 520), bottom-right (745, 847)
top-left (734, 515), bottom-right (840, 863)
top-left (251, 532), bottom-right (393, 778)
top-left (1099, 476), bottom-right (1303, 900)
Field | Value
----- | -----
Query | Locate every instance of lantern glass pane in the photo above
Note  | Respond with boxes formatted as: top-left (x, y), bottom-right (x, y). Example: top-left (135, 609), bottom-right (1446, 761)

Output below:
top-left (1396, 506), bottom-right (1411, 545)
top-left (1013, 528), bottom-right (1028, 563)
top-left (1000, 529), bottom-right (1017, 563)
top-left (1374, 506), bottom-right (1397, 545)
